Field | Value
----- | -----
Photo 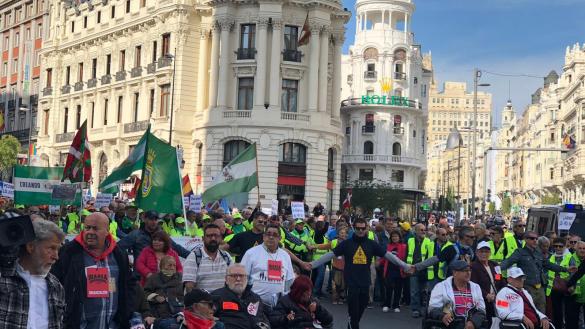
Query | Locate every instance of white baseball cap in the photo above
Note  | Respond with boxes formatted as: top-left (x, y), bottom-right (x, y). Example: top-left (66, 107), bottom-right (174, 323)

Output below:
top-left (476, 241), bottom-right (491, 250)
top-left (507, 267), bottom-right (525, 279)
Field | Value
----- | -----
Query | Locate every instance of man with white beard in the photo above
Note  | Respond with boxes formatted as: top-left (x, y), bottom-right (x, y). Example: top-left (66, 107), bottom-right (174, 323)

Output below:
top-left (211, 264), bottom-right (270, 329)
top-left (0, 217), bottom-right (66, 329)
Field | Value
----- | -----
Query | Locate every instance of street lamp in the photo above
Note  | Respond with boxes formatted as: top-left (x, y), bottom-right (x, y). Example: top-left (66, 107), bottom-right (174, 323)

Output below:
top-left (19, 107), bottom-right (32, 165)
top-left (472, 68), bottom-right (490, 220)
top-left (165, 49), bottom-right (177, 145)
top-left (446, 127), bottom-right (463, 224)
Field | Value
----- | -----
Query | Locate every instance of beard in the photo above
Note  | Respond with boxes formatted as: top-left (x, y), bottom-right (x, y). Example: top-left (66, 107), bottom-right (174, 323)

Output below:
top-left (205, 241), bottom-right (219, 253)
top-left (229, 282), bottom-right (246, 295)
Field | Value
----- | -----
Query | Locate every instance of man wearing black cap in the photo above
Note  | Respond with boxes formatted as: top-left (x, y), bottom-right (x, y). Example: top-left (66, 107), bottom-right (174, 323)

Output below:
top-left (428, 260), bottom-right (486, 329)
top-left (183, 289), bottom-right (220, 329)
top-left (118, 210), bottom-right (190, 259)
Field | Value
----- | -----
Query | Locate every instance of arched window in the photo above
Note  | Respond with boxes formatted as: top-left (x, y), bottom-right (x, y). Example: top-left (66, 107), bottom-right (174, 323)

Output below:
top-left (223, 140), bottom-right (250, 166)
top-left (280, 142), bottom-right (306, 164)
top-left (363, 47), bottom-right (379, 61)
top-left (364, 141), bottom-right (374, 154)
top-left (392, 142), bottom-right (401, 156)
top-left (98, 153), bottom-right (108, 184)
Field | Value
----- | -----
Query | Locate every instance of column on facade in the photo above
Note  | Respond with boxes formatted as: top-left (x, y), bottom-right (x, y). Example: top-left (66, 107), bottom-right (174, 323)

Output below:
top-left (208, 23), bottom-right (220, 108)
top-left (317, 27), bottom-right (329, 112)
top-left (269, 18), bottom-right (282, 109)
top-left (307, 22), bottom-right (321, 112)
top-left (196, 28), bottom-right (210, 111)
top-left (331, 32), bottom-right (342, 119)
top-left (254, 18), bottom-right (268, 108)
top-left (216, 19), bottom-right (233, 108)
top-left (404, 12), bottom-right (408, 43)
top-left (364, 11), bottom-right (367, 30)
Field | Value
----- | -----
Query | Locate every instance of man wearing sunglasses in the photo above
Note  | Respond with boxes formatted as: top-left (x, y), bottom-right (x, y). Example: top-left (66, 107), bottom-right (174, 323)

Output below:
top-left (309, 217), bottom-right (416, 329)
top-left (546, 237), bottom-right (568, 329)
top-left (501, 221), bottom-right (527, 261)
top-left (500, 231), bottom-right (569, 313)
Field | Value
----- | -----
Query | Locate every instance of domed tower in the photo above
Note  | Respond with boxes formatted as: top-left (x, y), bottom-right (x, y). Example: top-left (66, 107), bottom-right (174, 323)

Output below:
top-left (339, 0), bottom-right (431, 218)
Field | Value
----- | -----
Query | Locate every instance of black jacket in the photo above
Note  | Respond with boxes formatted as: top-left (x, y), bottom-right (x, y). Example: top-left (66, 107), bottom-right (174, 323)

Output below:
top-left (211, 285), bottom-right (269, 329)
top-left (144, 272), bottom-right (184, 319)
top-left (269, 294), bottom-right (333, 329)
top-left (51, 239), bottom-right (137, 329)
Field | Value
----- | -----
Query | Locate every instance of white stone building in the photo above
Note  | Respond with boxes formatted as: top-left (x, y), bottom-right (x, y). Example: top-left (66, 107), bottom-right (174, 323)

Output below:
top-left (36, 0), bottom-right (202, 196)
top-left (191, 1), bottom-right (350, 211)
top-left (339, 0), bottom-right (431, 217)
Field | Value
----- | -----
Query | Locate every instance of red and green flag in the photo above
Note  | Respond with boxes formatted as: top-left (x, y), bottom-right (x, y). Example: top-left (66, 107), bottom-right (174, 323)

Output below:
top-left (62, 120), bottom-right (92, 182)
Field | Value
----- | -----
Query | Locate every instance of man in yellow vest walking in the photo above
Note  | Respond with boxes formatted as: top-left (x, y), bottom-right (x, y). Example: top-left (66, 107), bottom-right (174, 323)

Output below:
top-left (406, 223), bottom-right (433, 318)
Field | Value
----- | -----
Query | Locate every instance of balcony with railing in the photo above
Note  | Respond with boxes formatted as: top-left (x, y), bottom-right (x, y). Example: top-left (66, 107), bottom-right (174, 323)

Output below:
top-left (393, 126), bottom-right (404, 135)
top-left (283, 49), bottom-right (302, 62)
top-left (101, 74), bottom-right (112, 85)
top-left (74, 81), bottom-right (84, 92)
top-left (61, 85), bottom-right (71, 94)
top-left (394, 72), bottom-right (407, 80)
top-left (147, 63), bottom-right (156, 74)
top-left (0, 128), bottom-right (29, 141)
top-left (115, 71), bottom-right (127, 81)
top-left (362, 125), bottom-right (375, 134)
top-left (131, 67), bottom-right (142, 78)
top-left (124, 120), bottom-right (149, 134)
top-left (281, 112), bottom-right (310, 122)
top-left (236, 48), bottom-right (256, 60)
top-left (158, 57), bottom-right (172, 68)
top-left (341, 96), bottom-right (423, 110)
top-left (87, 78), bottom-right (97, 88)
top-left (364, 71), bottom-right (377, 81)
top-left (42, 87), bottom-right (53, 96)
top-left (342, 154), bottom-right (421, 167)
top-left (223, 110), bottom-right (252, 119)
top-left (56, 132), bottom-right (75, 143)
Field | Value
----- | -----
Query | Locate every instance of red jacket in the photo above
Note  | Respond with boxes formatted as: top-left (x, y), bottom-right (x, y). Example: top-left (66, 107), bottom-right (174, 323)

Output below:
top-left (135, 246), bottom-right (183, 285)
top-left (382, 242), bottom-right (407, 278)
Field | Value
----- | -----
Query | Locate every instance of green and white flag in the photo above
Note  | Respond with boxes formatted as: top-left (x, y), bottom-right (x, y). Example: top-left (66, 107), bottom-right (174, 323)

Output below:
top-left (135, 131), bottom-right (183, 214)
top-left (14, 165), bottom-right (81, 205)
top-left (202, 143), bottom-right (258, 204)
top-left (98, 129), bottom-right (148, 191)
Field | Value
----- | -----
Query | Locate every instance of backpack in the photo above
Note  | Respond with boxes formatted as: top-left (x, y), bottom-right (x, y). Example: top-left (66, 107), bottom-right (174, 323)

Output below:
top-left (192, 246), bottom-right (232, 268)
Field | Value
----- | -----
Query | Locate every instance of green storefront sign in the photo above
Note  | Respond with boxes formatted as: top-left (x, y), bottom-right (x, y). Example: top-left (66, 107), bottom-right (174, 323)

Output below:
top-left (361, 95), bottom-right (411, 106)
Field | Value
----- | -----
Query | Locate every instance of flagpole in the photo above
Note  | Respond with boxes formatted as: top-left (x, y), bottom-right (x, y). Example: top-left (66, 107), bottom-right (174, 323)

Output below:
top-left (254, 143), bottom-right (260, 206)
top-left (176, 147), bottom-right (187, 220)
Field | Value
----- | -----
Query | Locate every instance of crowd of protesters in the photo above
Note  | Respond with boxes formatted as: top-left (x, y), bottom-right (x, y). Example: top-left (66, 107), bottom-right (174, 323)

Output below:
top-left (4, 197), bottom-right (585, 329)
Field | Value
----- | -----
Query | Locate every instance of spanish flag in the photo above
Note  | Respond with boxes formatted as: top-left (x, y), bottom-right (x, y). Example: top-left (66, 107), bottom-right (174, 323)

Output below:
top-left (563, 134), bottom-right (576, 149)
top-left (182, 175), bottom-right (193, 196)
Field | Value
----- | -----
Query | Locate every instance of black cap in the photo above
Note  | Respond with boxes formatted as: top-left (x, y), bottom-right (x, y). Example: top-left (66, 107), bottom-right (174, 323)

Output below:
top-left (449, 260), bottom-right (470, 272)
top-left (184, 289), bottom-right (214, 307)
top-left (143, 210), bottom-right (159, 220)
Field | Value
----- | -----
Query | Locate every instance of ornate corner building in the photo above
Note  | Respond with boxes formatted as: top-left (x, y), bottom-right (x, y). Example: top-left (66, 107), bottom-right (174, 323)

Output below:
top-left (339, 0), bottom-right (432, 218)
top-left (192, 0), bottom-right (350, 210)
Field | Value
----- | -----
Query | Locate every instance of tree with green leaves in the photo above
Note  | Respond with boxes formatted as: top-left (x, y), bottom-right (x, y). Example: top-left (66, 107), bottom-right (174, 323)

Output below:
top-left (341, 180), bottom-right (405, 216)
top-left (0, 135), bottom-right (20, 180)
top-left (541, 193), bottom-right (561, 205)
top-left (502, 196), bottom-right (512, 215)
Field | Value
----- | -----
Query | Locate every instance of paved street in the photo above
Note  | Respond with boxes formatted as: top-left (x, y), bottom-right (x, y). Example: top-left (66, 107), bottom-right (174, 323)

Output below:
top-left (321, 299), bottom-right (423, 329)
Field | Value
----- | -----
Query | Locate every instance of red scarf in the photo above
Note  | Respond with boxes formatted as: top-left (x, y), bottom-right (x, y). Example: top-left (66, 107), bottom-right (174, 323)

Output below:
top-left (74, 231), bottom-right (117, 261)
top-left (184, 311), bottom-right (214, 329)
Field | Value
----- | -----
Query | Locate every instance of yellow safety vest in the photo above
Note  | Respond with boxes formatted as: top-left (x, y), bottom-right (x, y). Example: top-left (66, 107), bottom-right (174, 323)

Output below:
top-left (109, 221), bottom-right (118, 239)
top-left (310, 230), bottom-right (329, 261)
top-left (407, 237), bottom-right (434, 279)
top-left (489, 240), bottom-right (505, 262)
top-left (546, 254), bottom-right (564, 296)
top-left (560, 253), bottom-right (584, 301)
top-left (437, 241), bottom-right (453, 280)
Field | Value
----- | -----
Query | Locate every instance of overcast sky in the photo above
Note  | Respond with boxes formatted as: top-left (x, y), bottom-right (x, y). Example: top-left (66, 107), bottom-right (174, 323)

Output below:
top-left (341, 0), bottom-right (585, 127)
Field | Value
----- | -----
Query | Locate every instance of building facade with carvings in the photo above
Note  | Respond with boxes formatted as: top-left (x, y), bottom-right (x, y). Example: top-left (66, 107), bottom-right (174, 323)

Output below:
top-left (190, 0), bottom-right (350, 211)
top-left (36, 0), bottom-right (202, 195)
top-left (338, 0), bottom-right (432, 218)
top-left (0, 0), bottom-right (48, 165)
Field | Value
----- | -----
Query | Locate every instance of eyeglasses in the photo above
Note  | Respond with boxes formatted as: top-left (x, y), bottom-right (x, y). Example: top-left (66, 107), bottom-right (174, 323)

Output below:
top-left (554, 245), bottom-right (564, 248)
top-left (525, 236), bottom-right (537, 240)
top-left (227, 274), bottom-right (247, 279)
top-left (570, 240), bottom-right (578, 244)
top-left (354, 226), bottom-right (367, 231)
top-left (516, 225), bottom-right (526, 228)
top-left (197, 301), bottom-right (215, 308)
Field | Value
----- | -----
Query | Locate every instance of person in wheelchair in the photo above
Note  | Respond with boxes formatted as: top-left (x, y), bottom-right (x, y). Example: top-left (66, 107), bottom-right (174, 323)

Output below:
top-left (428, 260), bottom-right (486, 329)
top-left (495, 267), bottom-right (552, 329)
